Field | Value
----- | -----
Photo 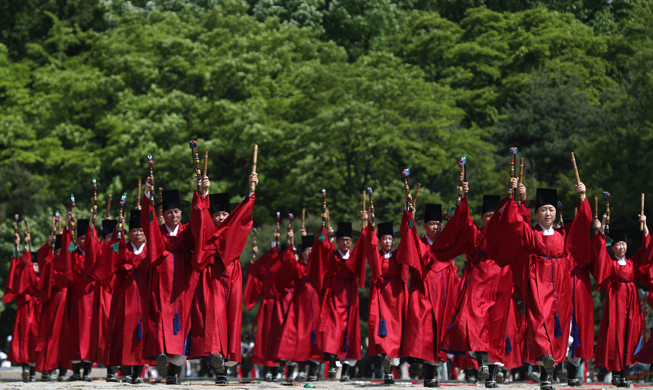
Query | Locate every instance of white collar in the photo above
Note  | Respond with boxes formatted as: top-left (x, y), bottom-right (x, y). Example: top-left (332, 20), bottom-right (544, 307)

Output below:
top-left (131, 242), bottom-right (145, 255)
top-left (382, 249), bottom-right (392, 259)
top-left (616, 255), bottom-right (627, 266)
top-left (424, 235), bottom-right (434, 245)
top-left (338, 249), bottom-right (350, 259)
top-left (165, 223), bottom-right (179, 237)
top-left (539, 223), bottom-right (555, 236)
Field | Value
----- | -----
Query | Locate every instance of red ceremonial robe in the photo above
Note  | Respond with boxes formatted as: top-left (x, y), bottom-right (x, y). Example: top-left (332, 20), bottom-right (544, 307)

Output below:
top-left (441, 198), bottom-right (526, 364)
top-left (95, 227), bottom-right (159, 366)
top-left (245, 245), bottom-right (294, 366)
top-left (594, 232), bottom-right (653, 371)
top-left (635, 293), bottom-right (653, 363)
top-left (503, 291), bottom-right (524, 370)
top-left (397, 203), bottom-right (471, 363)
top-left (35, 229), bottom-right (73, 372)
top-left (363, 222), bottom-right (408, 359)
top-left (314, 228), bottom-right (367, 361)
top-left (188, 193), bottom-right (254, 362)
top-left (141, 192), bottom-right (199, 358)
top-left (5, 252), bottom-right (40, 365)
top-left (483, 197), bottom-right (592, 363)
top-left (276, 253), bottom-right (322, 363)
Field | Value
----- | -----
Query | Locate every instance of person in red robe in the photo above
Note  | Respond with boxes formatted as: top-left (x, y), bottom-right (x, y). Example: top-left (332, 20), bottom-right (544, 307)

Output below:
top-left (593, 214), bottom-right (652, 388)
top-left (275, 234), bottom-right (323, 382)
top-left (361, 219), bottom-right (408, 385)
top-left (188, 173), bottom-right (256, 384)
top-left (396, 198), bottom-right (471, 387)
top-left (4, 235), bottom-right (40, 382)
top-left (244, 232), bottom-right (296, 381)
top-left (140, 183), bottom-right (200, 385)
top-left (440, 192), bottom-right (523, 389)
top-left (483, 182), bottom-right (591, 390)
top-left (90, 218), bottom-right (119, 382)
top-left (61, 218), bottom-right (95, 381)
top-left (35, 227), bottom-right (72, 381)
top-left (313, 221), bottom-right (366, 382)
top-left (94, 208), bottom-right (161, 384)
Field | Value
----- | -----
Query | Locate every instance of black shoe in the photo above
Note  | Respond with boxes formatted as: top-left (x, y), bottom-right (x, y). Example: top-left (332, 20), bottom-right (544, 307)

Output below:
top-left (22, 366), bottom-right (29, 383)
top-left (106, 373), bottom-right (119, 383)
top-left (67, 373), bottom-right (81, 382)
top-left (384, 373), bottom-right (395, 384)
top-left (264, 366), bottom-right (274, 382)
top-left (381, 355), bottom-right (392, 375)
top-left (211, 353), bottom-right (226, 374)
top-left (496, 371), bottom-right (504, 384)
top-left (123, 375), bottom-right (133, 383)
top-left (478, 365), bottom-right (490, 380)
top-left (295, 371), bottom-right (307, 382)
top-left (568, 379), bottom-right (581, 386)
top-left (540, 366), bottom-right (554, 390)
top-left (328, 355), bottom-right (337, 379)
top-left (618, 369), bottom-right (630, 388)
top-left (29, 375), bottom-right (36, 382)
top-left (132, 366), bottom-right (144, 384)
top-left (557, 363), bottom-right (567, 383)
top-left (215, 375), bottom-right (229, 384)
top-left (541, 356), bottom-right (555, 373)
top-left (485, 381), bottom-right (498, 388)
top-left (166, 363), bottom-right (180, 385)
top-left (41, 373), bottom-right (50, 382)
top-left (566, 362), bottom-right (578, 386)
top-left (612, 375), bottom-right (621, 386)
top-left (156, 353), bottom-right (168, 378)
top-left (423, 364), bottom-right (439, 388)
top-left (307, 362), bottom-right (320, 381)
top-left (83, 375), bottom-right (92, 382)
top-left (340, 363), bottom-right (351, 382)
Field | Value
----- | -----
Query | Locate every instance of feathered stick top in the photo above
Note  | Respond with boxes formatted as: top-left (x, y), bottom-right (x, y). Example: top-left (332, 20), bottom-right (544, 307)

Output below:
top-left (70, 194), bottom-right (76, 239)
top-left (287, 213), bottom-right (294, 245)
top-left (117, 193), bottom-right (127, 239)
top-left (321, 188), bottom-right (327, 230)
top-left (275, 211), bottom-right (281, 249)
top-left (508, 147), bottom-right (518, 197)
top-left (147, 154), bottom-right (154, 202)
top-left (457, 155), bottom-right (467, 206)
top-left (402, 168), bottom-right (413, 210)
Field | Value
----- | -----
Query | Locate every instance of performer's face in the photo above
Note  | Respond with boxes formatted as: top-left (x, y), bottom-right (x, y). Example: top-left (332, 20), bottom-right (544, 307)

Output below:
top-left (482, 211), bottom-right (494, 227)
top-left (54, 248), bottom-right (61, 257)
top-left (337, 237), bottom-right (352, 252)
top-left (212, 211), bottom-right (230, 227)
top-left (380, 235), bottom-right (394, 252)
top-left (612, 240), bottom-right (628, 258)
top-left (301, 247), bottom-right (311, 262)
top-left (76, 235), bottom-right (86, 249)
top-left (423, 220), bottom-right (442, 240)
top-left (33, 263), bottom-right (39, 274)
top-left (164, 208), bottom-right (182, 229)
top-left (129, 228), bottom-right (145, 246)
top-left (537, 205), bottom-right (556, 229)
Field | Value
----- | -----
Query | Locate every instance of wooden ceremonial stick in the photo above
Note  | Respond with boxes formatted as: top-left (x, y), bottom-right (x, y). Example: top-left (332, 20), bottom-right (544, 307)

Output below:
top-left (203, 151), bottom-right (208, 177)
top-left (250, 145), bottom-right (258, 194)
top-left (137, 179), bottom-right (142, 209)
top-left (594, 196), bottom-right (598, 220)
top-left (642, 193), bottom-right (646, 231)
top-left (158, 188), bottom-right (163, 218)
top-left (518, 158), bottom-right (524, 204)
top-left (302, 208), bottom-right (306, 230)
top-left (413, 183), bottom-right (421, 207)
top-left (570, 151), bottom-right (582, 184)
top-left (106, 194), bottom-right (112, 219)
top-left (362, 190), bottom-right (367, 227)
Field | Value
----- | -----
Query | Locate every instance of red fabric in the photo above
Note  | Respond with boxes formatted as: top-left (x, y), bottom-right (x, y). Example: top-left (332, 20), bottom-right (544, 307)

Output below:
top-left (246, 246), bottom-right (294, 366)
top-left (483, 197), bottom-right (592, 363)
top-left (306, 227), bottom-right (334, 291)
top-left (364, 222), bottom-right (408, 359)
top-left (3, 252), bottom-right (19, 305)
top-left (397, 206), bottom-right (467, 363)
top-left (89, 238), bottom-right (116, 366)
top-left (276, 255), bottom-right (322, 362)
top-left (188, 193), bottom-right (253, 362)
top-left (96, 231), bottom-right (154, 366)
top-left (35, 228), bottom-right (73, 372)
top-left (140, 192), bottom-right (199, 358)
top-left (594, 232), bottom-right (652, 370)
top-left (318, 228), bottom-right (367, 360)
top-left (6, 252), bottom-right (40, 365)
top-left (503, 292), bottom-right (524, 370)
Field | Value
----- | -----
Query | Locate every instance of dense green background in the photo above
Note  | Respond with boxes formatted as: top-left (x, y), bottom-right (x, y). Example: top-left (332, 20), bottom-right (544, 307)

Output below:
top-left (2, 0), bottom-right (653, 346)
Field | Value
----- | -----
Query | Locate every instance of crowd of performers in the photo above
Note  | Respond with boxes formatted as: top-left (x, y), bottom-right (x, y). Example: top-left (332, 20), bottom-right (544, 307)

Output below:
top-left (5, 148), bottom-right (653, 390)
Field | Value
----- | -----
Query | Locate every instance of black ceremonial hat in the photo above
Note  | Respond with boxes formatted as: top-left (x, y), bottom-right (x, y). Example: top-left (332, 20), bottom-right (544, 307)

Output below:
top-left (55, 234), bottom-right (62, 250)
top-left (377, 222), bottom-right (395, 239)
top-left (535, 188), bottom-right (557, 210)
top-left (77, 219), bottom-right (90, 236)
top-left (102, 220), bottom-right (118, 237)
top-left (424, 204), bottom-right (442, 223)
top-left (482, 195), bottom-right (501, 214)
top-left (609, 229), bottom-right (632, 245)
top-left (301, 235), bottom-right (315, 250)
top-left (161, 189), bottom-right (189, 211)
top-left (209, 193), bottom-right (231, 215)
top-left (129, 209), bottom-right (141, 230)
top-left (31, 251), bottom-right (38, 264)
top-left (336, 222), bottom-right (353, 239)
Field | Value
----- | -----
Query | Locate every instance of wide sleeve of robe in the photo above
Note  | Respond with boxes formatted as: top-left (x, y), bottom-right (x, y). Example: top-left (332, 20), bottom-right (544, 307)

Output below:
top-left (431, 197), bottom-right (475, 265)
top-left (54, 227), bottom-right (74, 289)
top-left (565, 198), bottom-right (592, 267)
top-left (484, 198), bottom-right (532, 267)
top-left (3, 252), bottom-right (20, 304)
top-left (364, 223), bottom-right (383, 286)
top-left (190, 193), bottom-right (215, 273)
top-left (306, 227), bottom-right (335, 292)
top-left (141, 195), bottom-right (166, 265)
top-left (208, 194), bottom-right (255, 269)
top-left (592, 233), bottom-right (612, 291)
top-left (396, 209), bottom-right (423, 277)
